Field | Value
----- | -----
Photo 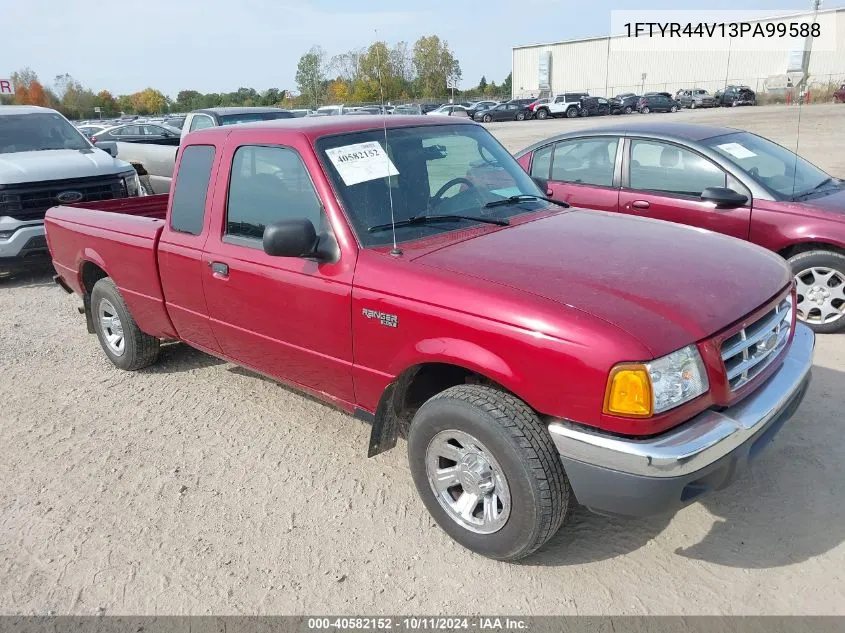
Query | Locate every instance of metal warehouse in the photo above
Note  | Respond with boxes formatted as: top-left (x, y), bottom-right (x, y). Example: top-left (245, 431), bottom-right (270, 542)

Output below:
top-left (512, 6), bottom-right (845, 99)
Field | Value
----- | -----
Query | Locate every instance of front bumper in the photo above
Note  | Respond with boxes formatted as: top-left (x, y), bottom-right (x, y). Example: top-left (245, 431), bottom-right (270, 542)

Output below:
top-left (0, 218), bottom-right (50, 274)
top-left (548, 323), bottom-right (815, 517)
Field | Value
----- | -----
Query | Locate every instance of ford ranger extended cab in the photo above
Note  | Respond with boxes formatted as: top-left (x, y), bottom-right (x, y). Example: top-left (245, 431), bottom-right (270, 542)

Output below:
top-left (0, 105), bottom-right (141, 277)
top-left (46, 116), bottom-right (814, 560)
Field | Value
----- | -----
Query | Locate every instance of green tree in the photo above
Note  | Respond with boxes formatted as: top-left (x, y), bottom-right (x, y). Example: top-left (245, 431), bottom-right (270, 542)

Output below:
top-left (501, 72), bottom-right (512, 98)
top-left (412, 35), bottom-right (460, 98)
top-left (94, 90), bottom-right (117, 117)
top-left (295, 46), bottom-right (327, 108)
top-left (478, 76), bottom-right (488, 93)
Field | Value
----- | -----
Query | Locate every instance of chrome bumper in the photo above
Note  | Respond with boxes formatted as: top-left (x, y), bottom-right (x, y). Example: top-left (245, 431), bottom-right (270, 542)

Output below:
top-left (548, 323), bottom-right (814, 479)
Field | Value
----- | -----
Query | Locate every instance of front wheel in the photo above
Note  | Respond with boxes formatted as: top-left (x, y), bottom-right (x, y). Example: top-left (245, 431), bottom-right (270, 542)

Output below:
top-left (536, 108), bottom-right (548, 120)
top-left (790, 250), bottom-right (845, 333)
top-left (640, 106), bottom-right (650, 114)
top-left (91, 278), bottom-right (160, 370)
top-left (516, 111), bottom-right (525, 121)
top-left (482, 114), bottom-right (492, 123)
top-left (670, 105), bottom-right (678, 113)
top-left (690, 102), bottom-right (696, 109)
top-left (624, 106), bottom-right (632, 114)
top-left (408, 385), bottom-right (571, 561)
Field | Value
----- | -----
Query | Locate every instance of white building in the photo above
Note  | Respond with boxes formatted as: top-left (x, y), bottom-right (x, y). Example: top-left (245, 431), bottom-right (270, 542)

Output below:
top-left (512, 7), bottom-right (845, 98)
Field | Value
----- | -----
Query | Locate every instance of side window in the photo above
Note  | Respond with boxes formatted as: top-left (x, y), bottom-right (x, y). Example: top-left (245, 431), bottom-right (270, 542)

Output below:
top-left (170, 145), bottom-right (216, 235)
top-left (530, 145), bottom-right (553, 179)
top-left (551, 137), bottom-right (618, 187)
top-left (554, 96), bottom-right (565, 103)
top-left (226, 145), bottom-right (323, 242)
top-left (629, 140), bottom-right (726, 197)
top-left (189, 115), bottom-right (214, 132)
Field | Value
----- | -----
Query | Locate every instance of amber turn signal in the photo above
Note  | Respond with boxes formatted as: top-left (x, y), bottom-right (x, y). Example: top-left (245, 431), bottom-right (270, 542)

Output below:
top-left (603, 364), bottom-right (653, 418)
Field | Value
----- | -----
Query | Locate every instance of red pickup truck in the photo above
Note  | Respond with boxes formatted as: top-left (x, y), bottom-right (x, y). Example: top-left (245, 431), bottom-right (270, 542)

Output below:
top-left (46, 116), bottom-right (814, 560)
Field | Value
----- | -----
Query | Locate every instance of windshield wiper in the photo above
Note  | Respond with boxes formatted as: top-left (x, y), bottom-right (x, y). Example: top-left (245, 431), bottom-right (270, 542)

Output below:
top-left (795, 177), bottom-right (838, 199)
top-left (368, 214), bottom-right (509, 234)
top-left (483, 194), bottom-right (570, 209)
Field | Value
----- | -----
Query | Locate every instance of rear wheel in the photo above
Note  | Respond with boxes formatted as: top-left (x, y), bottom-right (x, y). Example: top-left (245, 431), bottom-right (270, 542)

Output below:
top-left (408, 385), bottom-right (571, 561)
top-left (670, 105), bottom-right (678, 113)
top-left (624, 106), bottom-right (632, 114)
top-left (565, 106), bottom-right (578, 118)
top-left (91, 278), bottom-right (160, 370)
top-left (482, 114), bottom-right (492, 123)
top-left (139, 174), bottom-right (155, 195)
top-left (641, 106), bottom-right (650, 114)
top-left (789, 250), bottom-right (845, 333)
top-left (516, 111), bottom-right (526, 121)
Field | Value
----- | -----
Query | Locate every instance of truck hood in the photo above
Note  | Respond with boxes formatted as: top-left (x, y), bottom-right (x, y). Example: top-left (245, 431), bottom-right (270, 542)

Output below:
top-left (414, 210), bottom-right (791, 357)
top-left (0, 149), bottom-right (131, 184)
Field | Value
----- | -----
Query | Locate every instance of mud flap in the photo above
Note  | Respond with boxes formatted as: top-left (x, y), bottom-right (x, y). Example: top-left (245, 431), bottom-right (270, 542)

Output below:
top-left (367, 383), bottom-right (399, 457)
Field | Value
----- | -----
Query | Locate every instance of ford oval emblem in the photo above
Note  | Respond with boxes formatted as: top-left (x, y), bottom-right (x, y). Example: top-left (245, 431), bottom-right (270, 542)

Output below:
top-left (56, 190), bottom-right (84, 203)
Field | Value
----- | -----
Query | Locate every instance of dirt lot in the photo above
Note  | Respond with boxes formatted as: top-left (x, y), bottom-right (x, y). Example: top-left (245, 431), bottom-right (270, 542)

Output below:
top-left (1, 104), bottom-right (844, 616)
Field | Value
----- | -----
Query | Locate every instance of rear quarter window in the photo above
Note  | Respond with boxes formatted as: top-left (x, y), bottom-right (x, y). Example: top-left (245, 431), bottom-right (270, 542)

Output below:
top-left (170, 145), bottom-right (216, 235)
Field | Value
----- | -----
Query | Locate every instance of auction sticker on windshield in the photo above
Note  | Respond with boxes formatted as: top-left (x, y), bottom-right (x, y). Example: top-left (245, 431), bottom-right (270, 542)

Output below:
top-left (716, 142), bottom-right (757, 159)
top-left (326, 141), bottom-right (399, 186)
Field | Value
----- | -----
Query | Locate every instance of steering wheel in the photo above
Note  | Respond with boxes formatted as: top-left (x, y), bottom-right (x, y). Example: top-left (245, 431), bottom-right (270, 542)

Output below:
top-left (748, 166), bottom-right (760, 179)
top-left (431, 177), bottom-right (483, 208)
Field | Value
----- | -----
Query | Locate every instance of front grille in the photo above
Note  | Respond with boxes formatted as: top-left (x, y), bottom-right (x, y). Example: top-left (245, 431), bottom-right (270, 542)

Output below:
top-left (21, 235), bottom-right (48, 250)
top-left (0, 176), bottom-right (125, 221)
top-left (721, 296), bottom-right (792, 391)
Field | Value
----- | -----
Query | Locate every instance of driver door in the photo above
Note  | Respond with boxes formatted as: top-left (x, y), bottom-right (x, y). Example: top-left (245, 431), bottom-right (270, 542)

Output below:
top-left (619, 138), bottom-right (752, 239)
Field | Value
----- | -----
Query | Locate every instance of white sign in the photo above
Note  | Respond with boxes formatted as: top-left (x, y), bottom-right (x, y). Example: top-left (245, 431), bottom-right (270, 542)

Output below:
top-left (446, 76), bottom-right (459, 89)
top-left (0, 79), bottom-right (14, 96)
top-left (325, 141), bottom-right (399, 187)
top-left (716, 142), bottom-right (757, 159)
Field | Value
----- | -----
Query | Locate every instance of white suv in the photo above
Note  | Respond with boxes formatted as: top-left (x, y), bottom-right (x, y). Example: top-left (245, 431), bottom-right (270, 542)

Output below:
top-left (534, 93), bottom-right (589, 120)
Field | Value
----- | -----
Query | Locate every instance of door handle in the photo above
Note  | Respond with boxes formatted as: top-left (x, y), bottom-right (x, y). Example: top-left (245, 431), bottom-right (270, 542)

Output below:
top-left (209, 261), bottom-right (229, 277)
top-left (631, 200), bottom-right (650, 210)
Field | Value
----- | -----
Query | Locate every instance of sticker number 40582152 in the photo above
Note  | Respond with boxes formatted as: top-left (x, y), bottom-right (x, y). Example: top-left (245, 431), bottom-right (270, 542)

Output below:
top-left (325, 141), bottom-right (399, 186)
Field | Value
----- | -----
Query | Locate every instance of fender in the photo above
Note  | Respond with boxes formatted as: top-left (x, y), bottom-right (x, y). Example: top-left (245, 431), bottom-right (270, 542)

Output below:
top-left (366, 337), bottom-right (524, 457)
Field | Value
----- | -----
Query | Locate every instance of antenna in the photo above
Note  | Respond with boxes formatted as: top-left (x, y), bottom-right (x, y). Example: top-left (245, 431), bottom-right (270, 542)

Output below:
top-left (374, 28), bottom-right (401, 257)
top-left (791, 88), bottom-right (805, 200)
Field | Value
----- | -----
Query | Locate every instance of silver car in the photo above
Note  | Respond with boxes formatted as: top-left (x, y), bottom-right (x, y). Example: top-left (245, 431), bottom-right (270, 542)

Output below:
top-left (677, 89), bottom-right (716, 109)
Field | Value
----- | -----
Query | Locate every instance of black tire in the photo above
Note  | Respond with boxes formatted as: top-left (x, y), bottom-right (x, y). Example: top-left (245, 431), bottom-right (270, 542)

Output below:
top-left (536, 108), bottom-right (549, 120)
top-left (91, 278), bottom-right (160, 370)
top-left (624, 106), bottom-right (632, 114)
top-left (565, 106), bottom-right (578, 118)
top-left (788, 250), bottom-right (845, 334)
top-left (408, 385), bottom-right (571, 561)
top-left (482, 114), bottom-right (492, 123)
top-left (139, 174), bottom-right (155, 195)
top-left (670, 105), bottom-right (678, 113)
top-left (516, 111), bottom-right (525, 121)
top-left (641, 106), bottom-right (650, 114)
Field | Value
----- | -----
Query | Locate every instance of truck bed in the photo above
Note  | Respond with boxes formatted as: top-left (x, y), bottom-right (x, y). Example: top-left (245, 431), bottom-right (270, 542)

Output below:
top-left (45, 193), bottom-right (176, 339)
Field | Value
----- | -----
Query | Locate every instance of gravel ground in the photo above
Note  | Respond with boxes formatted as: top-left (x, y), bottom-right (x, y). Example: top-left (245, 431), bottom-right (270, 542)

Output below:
top-left (1, 104), bottom-right (844, 616)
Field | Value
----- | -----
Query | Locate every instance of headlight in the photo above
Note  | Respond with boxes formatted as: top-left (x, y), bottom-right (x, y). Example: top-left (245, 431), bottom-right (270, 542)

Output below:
top-left (604, 345), bottom-right (709, 418)
top-left (0, 230), bottom-right (13, 240)
top-left (122, 171), bottom-right (143, 197)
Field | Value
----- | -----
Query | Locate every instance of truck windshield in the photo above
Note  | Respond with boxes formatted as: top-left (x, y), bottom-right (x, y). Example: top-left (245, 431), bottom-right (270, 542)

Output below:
top-left (704, 131), bottom-right (835, 200)
top-left (0, 112), bottom-right (91, 153)
top-left (316, 124), bottom-right (549, 247)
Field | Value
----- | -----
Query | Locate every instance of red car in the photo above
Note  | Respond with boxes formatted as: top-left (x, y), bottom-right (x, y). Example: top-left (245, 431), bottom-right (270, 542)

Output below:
top-left (516, 121), bottom-right (845, 332)
top-left (45, 116), bottom-right (813, 560)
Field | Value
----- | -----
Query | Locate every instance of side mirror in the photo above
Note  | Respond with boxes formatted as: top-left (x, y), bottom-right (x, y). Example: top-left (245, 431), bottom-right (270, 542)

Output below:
top-left (263, 219), bottom-right (319, 258)
top-left (96, 141), bottom-right (118, 158)
top-left (700, 187), bottom-right (748, 208)
top-left (532, 176), bottom-right (552, 196)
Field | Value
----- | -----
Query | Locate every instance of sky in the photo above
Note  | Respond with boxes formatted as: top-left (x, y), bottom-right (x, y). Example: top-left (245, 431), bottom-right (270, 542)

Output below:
top-left (2, 0), bottom-right (841, 98)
